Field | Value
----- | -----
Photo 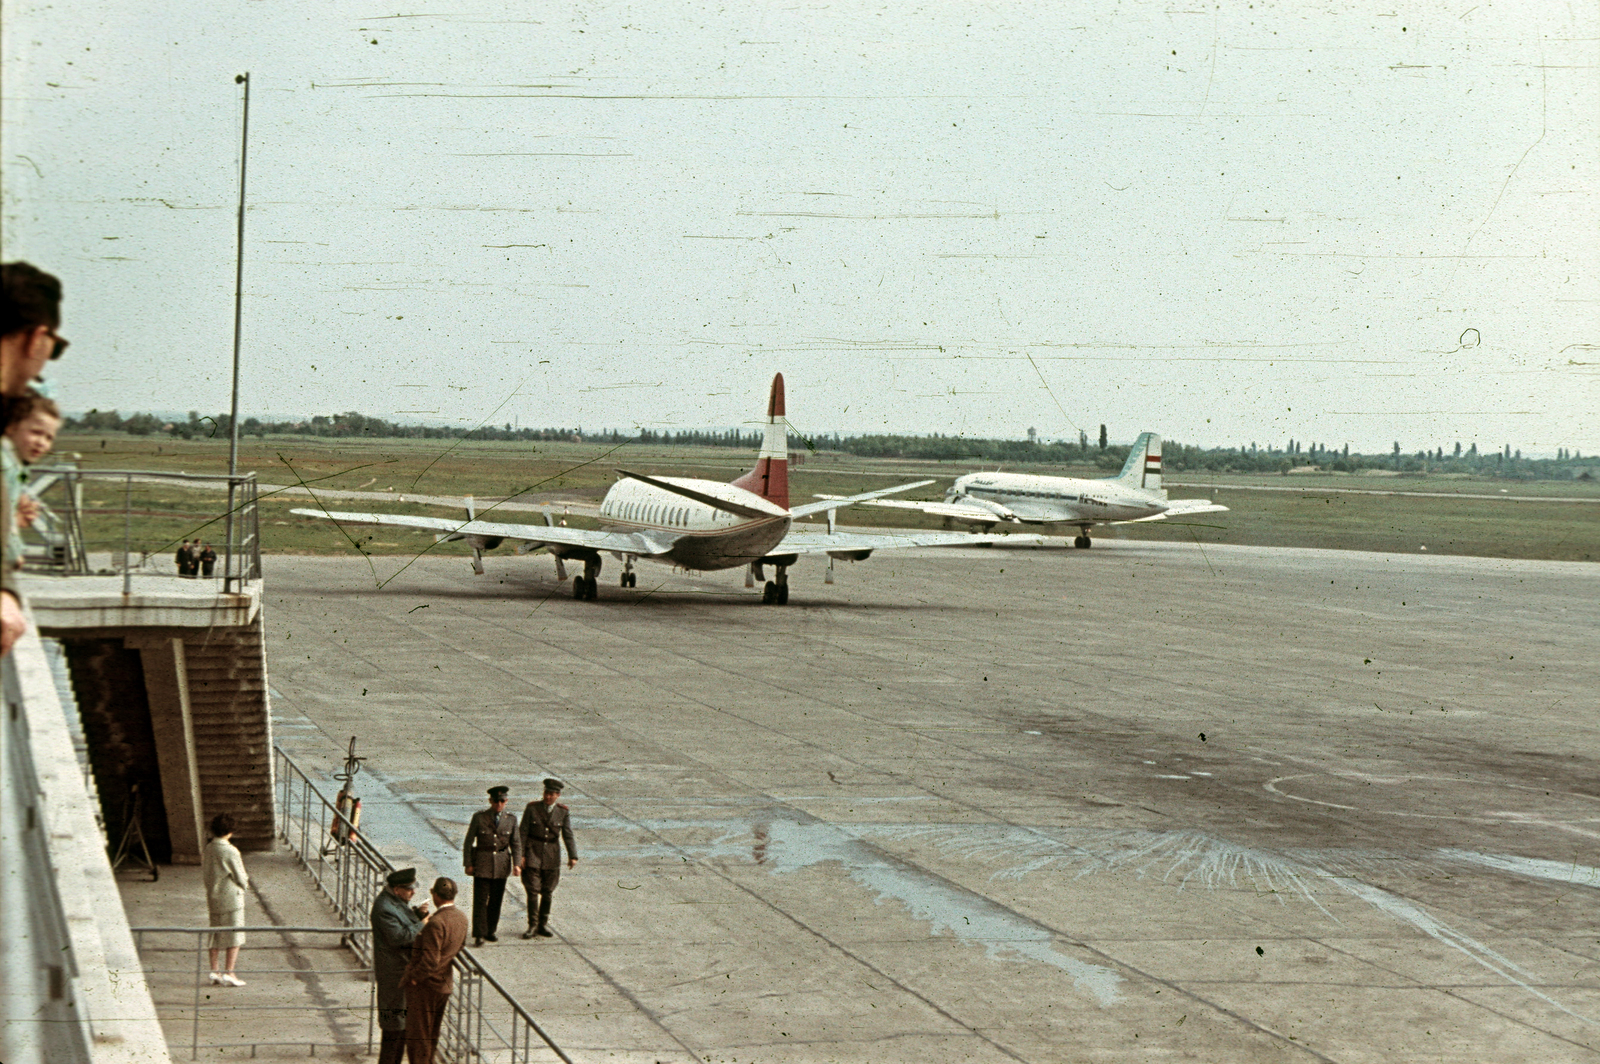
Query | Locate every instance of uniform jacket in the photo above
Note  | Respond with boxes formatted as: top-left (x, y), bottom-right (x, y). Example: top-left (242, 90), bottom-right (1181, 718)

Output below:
top-left (402, 903), bottom-right (468, 996)
top-left (370, 888), bottom-right (425, 1015)
top-left (201, 836), bottom-right (250, 914)
top-left (519, 800), bottom-right (577, 871)
top-left (462, 808), bottom-right (521, 878)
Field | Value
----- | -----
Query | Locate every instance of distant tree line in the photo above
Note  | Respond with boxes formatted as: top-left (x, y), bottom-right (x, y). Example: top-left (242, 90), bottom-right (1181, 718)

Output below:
top-left (63, 409), bottom-right (1595, 480)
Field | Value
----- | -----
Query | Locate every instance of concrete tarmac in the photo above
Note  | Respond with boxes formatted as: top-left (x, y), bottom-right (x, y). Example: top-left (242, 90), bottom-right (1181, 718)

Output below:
top-left (262, 540), bottom-right (1600, 1063)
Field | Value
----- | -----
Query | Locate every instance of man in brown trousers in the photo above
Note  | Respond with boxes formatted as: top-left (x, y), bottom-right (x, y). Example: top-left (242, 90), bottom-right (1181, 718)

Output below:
top-left (401, 877), bottom-right (468, 1064)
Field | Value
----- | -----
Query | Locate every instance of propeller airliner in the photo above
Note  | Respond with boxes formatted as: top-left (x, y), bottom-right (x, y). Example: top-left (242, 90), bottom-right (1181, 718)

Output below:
top-left (817, 432), bottom-right (1227, 549)
top-left (292, 374), bottom-right (1038, 604)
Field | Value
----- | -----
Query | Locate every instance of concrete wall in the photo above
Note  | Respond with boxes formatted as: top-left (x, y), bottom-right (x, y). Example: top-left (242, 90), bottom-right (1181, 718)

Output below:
top-left (32, 579), bottom-right (275, 860)
top-left (2, 625), bottom-right (170, 1064)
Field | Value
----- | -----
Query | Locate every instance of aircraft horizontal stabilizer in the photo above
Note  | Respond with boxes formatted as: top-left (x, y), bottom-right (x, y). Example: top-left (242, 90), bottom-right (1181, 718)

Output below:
top-left (1114, 500), bottom-right (1230, 524)
top-left (786, 480), bottom-right (934, 519)
top-left (1160, 499), bottom-right (1229, 516)
top-left (813, 495), bottom-right (1015, 522)
top-left (288, 507), bottom-right (679, 556)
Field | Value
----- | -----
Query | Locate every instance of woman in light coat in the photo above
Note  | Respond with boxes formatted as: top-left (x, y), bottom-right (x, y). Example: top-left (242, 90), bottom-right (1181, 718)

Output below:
top-left (201, 813), bottom-right (250, 986)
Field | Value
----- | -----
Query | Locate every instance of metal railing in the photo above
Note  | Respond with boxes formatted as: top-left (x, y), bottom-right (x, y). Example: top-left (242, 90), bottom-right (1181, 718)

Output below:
top-left (274, 747), bottom-right (574, 1064)
top-left (22, 466), bottom-right (262, 593)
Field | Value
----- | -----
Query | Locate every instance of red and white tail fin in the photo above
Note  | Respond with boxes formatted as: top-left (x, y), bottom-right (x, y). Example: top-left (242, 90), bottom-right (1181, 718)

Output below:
top-left (731, 373), bottom-right (790, 510)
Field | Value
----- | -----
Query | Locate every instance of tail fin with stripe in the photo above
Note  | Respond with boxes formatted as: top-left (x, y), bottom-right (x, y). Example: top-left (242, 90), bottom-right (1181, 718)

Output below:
top-left (731, 373), bottom-right (790, 510)
top-left (1113, 432), bottom-right (1162, 492)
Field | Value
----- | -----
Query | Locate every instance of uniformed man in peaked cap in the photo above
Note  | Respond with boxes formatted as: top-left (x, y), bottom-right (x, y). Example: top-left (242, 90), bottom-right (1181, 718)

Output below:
top-left (370, 867), bottom-right (428, 1064)
top-left (463, 786), bottom-right (521, 946)
top-left (517, 778), bottom-right (578, 938)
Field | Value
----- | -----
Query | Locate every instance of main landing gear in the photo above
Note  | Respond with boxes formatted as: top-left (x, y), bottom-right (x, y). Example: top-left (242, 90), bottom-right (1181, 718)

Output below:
top-left (750, 561), bottom-right (791, 605)
top-left (571, 557), bottom-right (602, 600)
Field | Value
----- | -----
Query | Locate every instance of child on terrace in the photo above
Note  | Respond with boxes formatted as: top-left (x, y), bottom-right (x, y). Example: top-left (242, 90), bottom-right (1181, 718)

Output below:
top-left (3, 392), bottom-right (61, 566)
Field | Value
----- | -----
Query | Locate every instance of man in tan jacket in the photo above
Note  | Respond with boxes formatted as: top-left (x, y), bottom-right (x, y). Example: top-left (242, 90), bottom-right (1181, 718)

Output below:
top-left (401, 877), bottom-right (469, 1064)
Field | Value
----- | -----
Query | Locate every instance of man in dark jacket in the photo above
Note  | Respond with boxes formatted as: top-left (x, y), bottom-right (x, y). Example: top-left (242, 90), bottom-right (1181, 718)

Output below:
top-left (370, 868), bottom-right (428, 1064)
top-left (518, 778), bottom-right (578, 939)
top-left (199, 542), bottom-right (217, 577)
top-left (462, 785), bottom-right (520, 946)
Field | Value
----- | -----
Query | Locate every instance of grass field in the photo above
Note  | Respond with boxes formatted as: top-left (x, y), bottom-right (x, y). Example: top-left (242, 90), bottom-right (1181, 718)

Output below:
top-left (43, 431), bottom-right (1600, 564)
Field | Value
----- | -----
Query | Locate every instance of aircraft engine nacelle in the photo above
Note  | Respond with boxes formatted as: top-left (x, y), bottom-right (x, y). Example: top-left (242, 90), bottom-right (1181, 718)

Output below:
top-left (466, 535), bottom-right (503, 551)
top-left (956, 496), bottom-right (1019, 521)
top-left (826, 549), bottom-right (873, 561)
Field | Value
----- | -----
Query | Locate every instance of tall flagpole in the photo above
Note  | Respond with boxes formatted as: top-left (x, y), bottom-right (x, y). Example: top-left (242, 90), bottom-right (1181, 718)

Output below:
top-left (228, 72), bottom-right (249, 477)
top-left (225, 73), bottom-right (249, 593)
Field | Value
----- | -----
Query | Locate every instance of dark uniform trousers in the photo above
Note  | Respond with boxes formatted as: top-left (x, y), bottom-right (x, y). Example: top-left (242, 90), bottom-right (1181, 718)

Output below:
top-left (463, 807), bottom-right (520, 941)
top-left (519, 800), bottom-right (577, 932)
top-left (520, 865), bottom-right (561, 929)
top-left (471, 876), bottom-right (507, 941)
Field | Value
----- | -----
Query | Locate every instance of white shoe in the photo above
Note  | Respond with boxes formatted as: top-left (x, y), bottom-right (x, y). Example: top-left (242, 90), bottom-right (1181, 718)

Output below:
top-left (220, 973), bottom-right (246, 987)
top-left (208, 972), bottom-right (224, 985)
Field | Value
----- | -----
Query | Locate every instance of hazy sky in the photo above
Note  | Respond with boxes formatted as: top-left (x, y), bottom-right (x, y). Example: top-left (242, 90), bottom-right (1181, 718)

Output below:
top-left (3, 1), bottom-right (1594, 453)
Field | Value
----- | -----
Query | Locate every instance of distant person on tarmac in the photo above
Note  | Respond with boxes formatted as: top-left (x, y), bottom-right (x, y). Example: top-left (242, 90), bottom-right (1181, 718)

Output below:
top-left (1, 261), bottom-right (67, 656)
top-left (517, 778), bottom-right (578, 939)
top-left (200, 542), bottom-right (217, 577)
top-left (202, 813), bottom-right (251, 987)
top-left (463, 786), bottom-right (520, 946)
top-left (176, 539), bottom-right (190, 576)
top-left (371, 867), bottom-right (429, 1064)
top-left (401, 877), bottom-right (467, 1064)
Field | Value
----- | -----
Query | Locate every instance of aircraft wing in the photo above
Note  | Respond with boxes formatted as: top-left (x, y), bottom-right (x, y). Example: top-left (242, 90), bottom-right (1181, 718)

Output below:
top-left (812, 496), bottom-right (1016, 522)
top-left (771, 527), bottom-right (1042, 558)
top-left (1116, 500), bottom-right (1230, 524)
top-left (289, 508), bottom-right (680, 556)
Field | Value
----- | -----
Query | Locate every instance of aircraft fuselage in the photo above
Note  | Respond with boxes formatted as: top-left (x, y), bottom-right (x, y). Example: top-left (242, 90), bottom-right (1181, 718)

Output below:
top-left (951, 472), bottom-right (1167, 526)
top-left (596, 475), bottom-right (791, 570)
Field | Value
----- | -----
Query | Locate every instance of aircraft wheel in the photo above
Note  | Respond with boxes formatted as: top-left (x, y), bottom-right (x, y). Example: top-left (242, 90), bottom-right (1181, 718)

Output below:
top-left (572, 575), bottom-right (586, 599)
top-left (1074, 536), bottom-right (1091, 549)
top-left (777, 583), bottom-right (789, 605)
top-left (586, 576), bottom-right (600, 599)
top-left (762, 581), bottom-right (777, 604)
